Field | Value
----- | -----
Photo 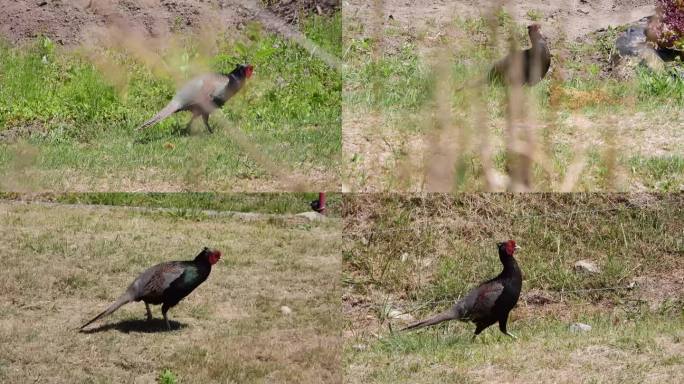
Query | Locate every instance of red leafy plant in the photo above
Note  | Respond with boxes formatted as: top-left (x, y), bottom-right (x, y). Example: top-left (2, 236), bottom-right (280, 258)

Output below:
top-left (651, 0), bottom-right (684, 50)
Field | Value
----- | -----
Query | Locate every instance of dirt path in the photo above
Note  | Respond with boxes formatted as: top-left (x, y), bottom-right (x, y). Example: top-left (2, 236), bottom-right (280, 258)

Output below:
top-left (346, 0), bottom-right (654, 45)
top-left (0, 0), bottom-right (340, 46)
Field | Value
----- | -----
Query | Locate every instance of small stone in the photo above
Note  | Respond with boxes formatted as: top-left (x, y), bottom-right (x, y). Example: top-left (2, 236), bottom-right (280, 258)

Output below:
top-left (388, 309), bottom-right (414, 322)
top-left (400, 252), bottom-right (409, 262)
top-left (569, 322), bottom-right (592, 333)
top-left (295, 211), bottom-right (326, 221)
top-left (280, 306), bottom-right (292, 316)
top-left (352, 343), bottom-right (367, 351)
top-left (574, 260), bottom-right (600, 274)
top-left (37, 1), bottom-right (48, 6)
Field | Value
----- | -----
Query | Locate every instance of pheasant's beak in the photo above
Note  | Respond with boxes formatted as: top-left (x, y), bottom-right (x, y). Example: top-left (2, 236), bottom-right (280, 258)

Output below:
top-left (515, 244), bottom-right (521, 251)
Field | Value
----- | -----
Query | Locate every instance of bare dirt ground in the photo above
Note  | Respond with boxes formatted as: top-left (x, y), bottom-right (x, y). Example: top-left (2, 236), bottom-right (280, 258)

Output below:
top-left (0, 201), bottom-right (341, 383)
top-left (0, 0), bottom-right (340, 46)
top-left (345, 0), bottom-right (653, 45)
top-left (342, 0), bottom-right (682, 192)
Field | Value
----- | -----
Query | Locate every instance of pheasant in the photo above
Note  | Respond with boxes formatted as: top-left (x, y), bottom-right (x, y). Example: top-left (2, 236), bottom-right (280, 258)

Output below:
top-left (489, 24), bottom-right (551, 86)
top-left (80, 247), bottom-right (221, 331)
top-left (402, 240), bottom-right (522, 340)
top-left (137, 64), bottom-right (254, 132)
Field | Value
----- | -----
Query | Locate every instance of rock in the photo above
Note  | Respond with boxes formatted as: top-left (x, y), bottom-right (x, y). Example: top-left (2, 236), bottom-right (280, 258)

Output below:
top-left (523, 289), bottom-right (555, 305)
top-left (388, 309), bottom-right (414, 322)
top-left (615, 26), bottom-right (648, 57)
top-left (611, 18), bottom-right (684, 78)
top-left (280, 305), bottom-right (292, 316)
top-left (613, 25), bottom-right (665, 73)
top-left (352, 343), bottom-right (368, 351)
top-left (295, 211), bottom-right (326, 221)
top-left (400, 252), bottom-right (409, 262)
top-left (574, 260), bottom-right (600, 274)
top-left (569, 322), bottom-right (592, 333)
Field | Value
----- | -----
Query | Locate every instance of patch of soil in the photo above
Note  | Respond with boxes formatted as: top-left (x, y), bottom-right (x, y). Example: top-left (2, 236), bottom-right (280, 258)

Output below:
top-left (0, 0), bottom-right (340, 46)
top-left (265, 0), bottom-right (340, 23)
top-left (346, 0), bottom-right (654, 45)
top-left (0, 122), bottom-right (47, 143)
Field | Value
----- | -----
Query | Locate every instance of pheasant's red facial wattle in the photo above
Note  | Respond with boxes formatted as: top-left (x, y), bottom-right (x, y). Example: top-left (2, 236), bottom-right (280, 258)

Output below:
top-left (208, 251), bottom-right (221, 265)
top-left (505, 240), bottom-right (517, 256)
top-left (245, 65), bottom-right (254, 78)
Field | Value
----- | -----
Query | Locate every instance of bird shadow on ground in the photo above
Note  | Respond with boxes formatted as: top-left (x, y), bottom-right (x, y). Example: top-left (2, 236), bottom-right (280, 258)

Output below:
top-left (80, 318), bottom-right (187, 334)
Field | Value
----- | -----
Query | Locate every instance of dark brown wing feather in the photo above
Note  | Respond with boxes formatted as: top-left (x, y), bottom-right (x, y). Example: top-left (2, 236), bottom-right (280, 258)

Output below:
top-left (129, 261), bottom-right (187, 303)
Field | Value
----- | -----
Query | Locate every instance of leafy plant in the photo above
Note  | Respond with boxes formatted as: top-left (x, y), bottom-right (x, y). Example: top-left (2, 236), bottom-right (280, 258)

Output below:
top-left (158, 369), bottom-right (178, 384)
top-left (655, 0), bottom-right (684, 49)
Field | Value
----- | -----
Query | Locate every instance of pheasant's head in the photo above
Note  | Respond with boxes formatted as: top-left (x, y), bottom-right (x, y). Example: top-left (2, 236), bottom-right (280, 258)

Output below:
top-left (208, 249), bottom-right (221, 265)
top-left (245, 64), bottom-right (254, 78)
top-left (197, 247), bottom-right (222, 265)
top-left (497, 240), bottom-right (520, 257)
top-left (527, 24), bottom-right (544, 42)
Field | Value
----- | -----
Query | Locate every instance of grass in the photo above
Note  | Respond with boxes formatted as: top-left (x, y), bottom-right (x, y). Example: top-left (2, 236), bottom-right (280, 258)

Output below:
top-left (0, 192), bottom-right (342, 216)
top-left (0, 13), bottom-right (341, 191)
top-left (0, 199), bottom-right (341, 383)
top-left (343, 193), bottom-right (684, 383)
top-left (343, 193), bottom-right (683, 299)
top-left (346, 312), bottom-right (684, 384)
top-left (342, 13), bottom-right (684, 191)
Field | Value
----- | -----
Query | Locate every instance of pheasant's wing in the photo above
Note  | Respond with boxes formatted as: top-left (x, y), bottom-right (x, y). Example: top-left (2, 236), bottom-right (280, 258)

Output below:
top-left (207, 74), bottom-right (231, 100)
top-left (173, 74), bottom-right (225, 110)
top-left (129, 261), bottom-right (187, 302)
top-left (455, 280), bottom-right (504, 321)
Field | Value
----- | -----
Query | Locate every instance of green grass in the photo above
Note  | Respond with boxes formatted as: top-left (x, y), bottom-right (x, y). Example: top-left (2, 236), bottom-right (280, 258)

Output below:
top-left (0, 13), bottom-right (341, 191)
top-left (628, 155), bottom-right (684, 191)
top-left (0, 192), bottom-right (342, 216)
top-left (346, 312), bottom-right (684, 384)
top-left (344, 194), bottom-right (683, 301)
top-left (158, 369), bottom-right (178, 384)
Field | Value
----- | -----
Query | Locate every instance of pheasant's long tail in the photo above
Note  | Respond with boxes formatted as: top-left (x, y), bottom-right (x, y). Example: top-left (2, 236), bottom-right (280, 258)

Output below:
top-left (136, 101), bottom-right (181, 130)
top-left (401, 309), bottom-right (458, 332)
top-left (80, 292), bottom-right (133, 330)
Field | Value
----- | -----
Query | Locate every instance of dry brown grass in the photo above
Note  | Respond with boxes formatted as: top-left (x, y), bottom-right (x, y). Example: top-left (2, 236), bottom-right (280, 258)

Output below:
top-left (0, 201), bottom-right (341, 383)
top-left (342, 192), bottom-right (684, 384)
top-left (342, 192), bottom-right (684, 334)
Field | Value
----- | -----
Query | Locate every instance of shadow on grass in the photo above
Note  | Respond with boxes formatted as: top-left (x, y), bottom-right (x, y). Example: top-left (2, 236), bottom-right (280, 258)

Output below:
top-left (80, 318), bottom-right (188, 334)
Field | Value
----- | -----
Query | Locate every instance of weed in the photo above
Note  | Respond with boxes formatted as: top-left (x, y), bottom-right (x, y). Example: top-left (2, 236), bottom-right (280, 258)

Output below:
top-left (158, 369), bottom-right (178, 384)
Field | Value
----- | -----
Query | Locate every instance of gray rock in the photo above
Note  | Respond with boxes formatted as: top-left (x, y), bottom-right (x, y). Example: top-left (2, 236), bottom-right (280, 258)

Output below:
top-left (569, 322), bottom-right (592, 333)
top-left (612, 23), bottom-right (664, 74)
top-left (616, 26), bottom-right (648, 57)
top-left (295, 211), bottom-right (326, 221)
top-left (280, 305), bottom-right (292, 316)
top-left (388, 309), bottom-right (414, 322)
top-left (574, 260), bottom-right (600, 274)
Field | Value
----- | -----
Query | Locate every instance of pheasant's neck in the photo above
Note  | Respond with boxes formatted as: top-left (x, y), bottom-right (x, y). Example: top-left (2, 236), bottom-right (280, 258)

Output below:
top-left (499, 255), bottom-right (520, 277)
top-left (531, 37), bottom-right (547, 49)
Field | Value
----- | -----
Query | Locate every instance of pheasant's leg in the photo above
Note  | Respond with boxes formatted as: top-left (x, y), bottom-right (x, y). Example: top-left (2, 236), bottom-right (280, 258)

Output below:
top-left (145, 302), bottom-right (153, 321)
top-left (498, 316), bottom-right (517, 339)
top-left (185, 114), bottom-right (197, 132)
top-left (202, 113), bottom-right (213, 133)
top-left (162, 303), bottom-right (171, 331)
top-left (472, 323), bottom-right (487, 342)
